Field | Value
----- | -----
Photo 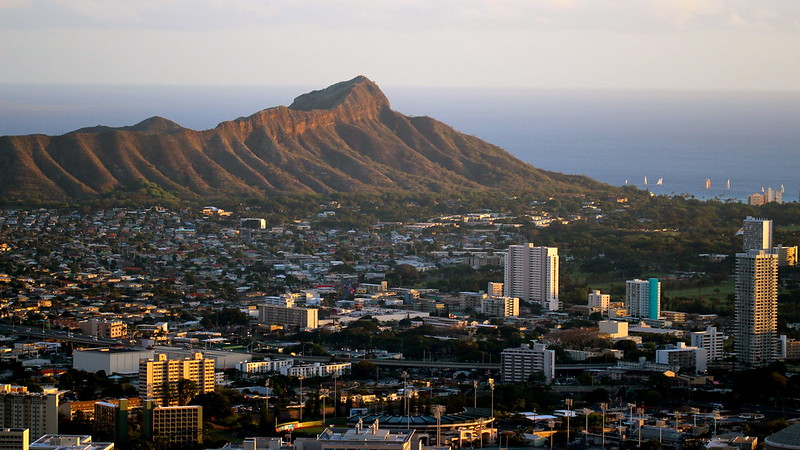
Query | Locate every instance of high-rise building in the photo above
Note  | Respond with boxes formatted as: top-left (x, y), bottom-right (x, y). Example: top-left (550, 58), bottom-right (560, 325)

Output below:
top-left (500, 343), bottom-right (555, 384)
top-left (588, 290), bottom-right (610, 314)
top-left (735, 249), bottom-right (779, 368)
top-left (741, 216), bottom-right (773, 252)
top-left (625, 278), bottom-right (660, 320)
top-left (94, 399), bottom-right (130, 444)
top-left (503, 243), bottom-right (559, 311)
top-left (775, 245), bottom-right (798, 266)
top-left (690, 326), bottom-right (726, 361)
top-left (480, 296), bottom-right (519, 317)
top-left (139, 353), bottom-right (215, 406)
top-left (0, 390), bottom-right (58, 441)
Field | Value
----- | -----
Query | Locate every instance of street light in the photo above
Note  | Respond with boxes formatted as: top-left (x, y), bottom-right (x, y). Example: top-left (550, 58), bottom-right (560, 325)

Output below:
top-left (488, 378), bottom-right (495, 419)
top-left (402, 371), bottom-right (409, 427)
top-left (656, 420), bottom-right (666, 444)
top-left (636, 407), bottom-right (644, 448)
top-left (333, 372), bottom-right (338, 418)
top-left (299, 375), bottom-right (305, 422)
top-left (432, 404), bottom-right (446, 447)
top-left (600, 403), bottom-right (608, 450)
top-left (473, 379), bottom-right (478, 409)
top-left (582, 408), bottom-right (592, 445)
top-left (712, 410), bottom-right (720, 436)
top-left (548, 419), bottom-right (555, 450)
top-left (321, 387), bottom-right (329, 425)
top-left (565, 398), bottom-right (573, 447)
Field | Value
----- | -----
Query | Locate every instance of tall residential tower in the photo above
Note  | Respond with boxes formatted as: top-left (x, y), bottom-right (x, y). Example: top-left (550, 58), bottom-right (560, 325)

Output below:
top-left (504, 243), bottom-right (559, 311)
top-left (625, 278), bottom-right (660, 320)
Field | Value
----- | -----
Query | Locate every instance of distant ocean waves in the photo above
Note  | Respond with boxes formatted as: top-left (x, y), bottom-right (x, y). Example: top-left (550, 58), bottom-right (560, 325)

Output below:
top-left (3, 84), bottom-right (799, 202)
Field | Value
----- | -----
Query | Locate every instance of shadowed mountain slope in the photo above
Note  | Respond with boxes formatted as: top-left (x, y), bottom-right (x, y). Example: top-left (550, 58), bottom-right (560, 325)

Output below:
top-left (0, 76), bottom-right (606, 202)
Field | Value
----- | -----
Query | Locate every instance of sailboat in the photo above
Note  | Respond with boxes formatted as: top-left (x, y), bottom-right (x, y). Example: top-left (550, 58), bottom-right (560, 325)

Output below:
top-left (644, 176), bottom-right (648, 186)
top-left (705, 178), bottom-right (711, 189)
top-left (656, 178), bottom-right (663, 186)
top-left (727, 179), bottom-right (731, 190)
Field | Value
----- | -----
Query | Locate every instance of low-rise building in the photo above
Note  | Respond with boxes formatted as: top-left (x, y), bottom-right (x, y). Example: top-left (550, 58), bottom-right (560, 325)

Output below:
top-left (501, 343), bottom-right (555, 384)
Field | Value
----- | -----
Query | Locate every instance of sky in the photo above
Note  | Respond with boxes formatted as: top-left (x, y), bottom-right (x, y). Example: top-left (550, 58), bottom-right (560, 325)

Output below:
top-left (1, 0), bottom-right (800, 90)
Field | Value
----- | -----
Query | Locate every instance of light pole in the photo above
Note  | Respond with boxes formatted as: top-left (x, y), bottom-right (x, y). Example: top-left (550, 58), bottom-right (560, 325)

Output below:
top-left (548, 419), bottom-right (555, 450)
top-left (432, 404), bottom-right (445, 447)
top-left (565, 398), bottom-right (573, 447)
top-left (333, 372), bottom-right (338, 418)
top-left (636, 407), bottom-right (644, 448)
top-left (402, 371), bottom-right (409, 427)
top-left (712, 410), bottom-right (720, 436)
top-left (656, 420), bottom-right (666, 444)
top-left (582, 408), bottom-right (592, 447)
top-left (321, 388), bottom-right (329, 425)
top-left (488, 378), bottom-right (495, 419)
top-left (473, 379), bottom-right (478, 409)
top-left (600, 403), bottom-right (608, 450)
top-left (299, 375), bottom-right (305, 423)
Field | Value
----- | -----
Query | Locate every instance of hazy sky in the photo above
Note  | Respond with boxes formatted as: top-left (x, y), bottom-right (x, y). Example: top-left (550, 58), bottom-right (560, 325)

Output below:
top-left (2, 0), bottom-right (800, 90)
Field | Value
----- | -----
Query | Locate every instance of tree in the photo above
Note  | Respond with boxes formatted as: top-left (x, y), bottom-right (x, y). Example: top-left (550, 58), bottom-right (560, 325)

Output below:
top-left (177, 379), bottom-right (199, 406)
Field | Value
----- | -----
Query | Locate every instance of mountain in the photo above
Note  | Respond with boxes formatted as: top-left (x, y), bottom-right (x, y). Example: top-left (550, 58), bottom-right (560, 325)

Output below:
top-left (0, 76), bottom-right (606, 203)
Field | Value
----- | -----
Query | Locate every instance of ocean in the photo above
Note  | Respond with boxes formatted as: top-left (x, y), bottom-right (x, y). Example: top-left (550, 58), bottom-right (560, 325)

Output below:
top-left (2, 84), bottom-right (799, 202)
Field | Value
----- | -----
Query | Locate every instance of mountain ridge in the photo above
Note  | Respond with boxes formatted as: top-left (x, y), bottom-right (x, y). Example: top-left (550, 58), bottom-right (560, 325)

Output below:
top-left (0, 76), bottom-right (608, 203)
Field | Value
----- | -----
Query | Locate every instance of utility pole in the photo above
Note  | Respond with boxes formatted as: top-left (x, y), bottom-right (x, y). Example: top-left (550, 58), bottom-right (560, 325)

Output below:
top-left (432, 404), bottom-right (445, 447)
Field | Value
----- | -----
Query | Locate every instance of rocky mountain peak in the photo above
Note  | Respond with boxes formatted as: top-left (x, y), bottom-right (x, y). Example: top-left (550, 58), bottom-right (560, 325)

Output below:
top-left (289, 75), bottom-right (389, 112)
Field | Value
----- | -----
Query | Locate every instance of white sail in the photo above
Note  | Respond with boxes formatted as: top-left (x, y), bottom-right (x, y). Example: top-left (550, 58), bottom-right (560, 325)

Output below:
top-left (656, 178), bottom-right (663, 186)
top-left (644, 176), bottom-right (648, 185)
top-left (727, 179), bottom-right (731, 190)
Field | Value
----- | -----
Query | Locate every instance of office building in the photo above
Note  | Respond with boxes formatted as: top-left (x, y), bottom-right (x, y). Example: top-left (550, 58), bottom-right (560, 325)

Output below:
top-left (588, 290), bottom-right (610, 314)
top-left (741, 216), bottom-right (773, 252)
top-left (73, 348), bottom-right (154, 375)
top-left (504, 243), bottom-right (560, 311)
top-left (598, 320), bottom-right (628, 338)
top-left (780, 335), bottom-right (800, 361)
top-left (0, 391), bottom-right (58, 441)
top-left (690, 326), bottom-right (726, 361)
top-left (236, 359), bottom-right (294, 376)
top-left (501, 343), bottom-right (555, 384)
top-left (142, 400), bottom-right (203, 446)
top-left (258, 304), bottom-right (319, 329)
top-left (480, 296), bottom-right (519, 317)
top-left (655, 342), bottom-right (708, 373)
top-left (0, 428), bottom-right (28, 450)
top-left (625, 278), bottom-right (660, 320)
top-left (735, 249), bottom-right (779, 368)
top-left (284, 362), bottom-right (351, 378)
top-left (29, 434), bottom-right (113, 450)
top-left (295, 420), bottom-right (415, 450)
top-left (139, 353), bottom-right (215, 406)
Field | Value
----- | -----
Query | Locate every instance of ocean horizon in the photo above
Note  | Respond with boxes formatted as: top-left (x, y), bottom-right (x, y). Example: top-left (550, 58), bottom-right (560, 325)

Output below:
top-left (2, 84), bottom-right (799, 202)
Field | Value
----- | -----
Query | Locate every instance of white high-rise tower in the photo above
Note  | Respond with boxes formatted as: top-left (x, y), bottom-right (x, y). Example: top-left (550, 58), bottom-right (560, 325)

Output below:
top-left (504, 243), bottom-right (559, 311)
top-left (735, 249), bottom-right (778, 368)
top-left (742, 216), bottom-right (773, 252)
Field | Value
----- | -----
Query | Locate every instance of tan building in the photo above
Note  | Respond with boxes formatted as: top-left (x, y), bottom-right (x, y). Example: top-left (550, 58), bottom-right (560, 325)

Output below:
top-left (487, 282), bottom-right (504, 297)
top-left (0, 428), bottom-right (28, 450)
top-left (139, 353), bottom-right (215, 406)
top-left (78, 318), bottom-right (127, 339)
top-left (776, 245), bottom-right (798, 266)
top-left (480, 296), bottom-right (519, 317)
top-left (588, 290), bottom-right (610, 314)
top-left (735, 249), bottom-right (779, 369)
top-left (0, 391), bottom-right (58, 441)
top-left (143, 400), bottom-right (203, 446)
top-left (258, 304), bottom-right (318, 329)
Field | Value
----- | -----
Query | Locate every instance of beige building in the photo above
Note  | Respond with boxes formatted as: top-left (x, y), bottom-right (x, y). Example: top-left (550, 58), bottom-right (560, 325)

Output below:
top-left (691, 326), bottom-right (726, 361)
top-left (735, 249), bottom-right (779, 369)
top-left (598, 320), bottom-right (628, 338)
top-left (258, 304), bottom-right (318, 329)
top-left (0, 390), bottom-right (58, 441)
top-left (143, 400), bottom-right (203, 446)
top-left (139, 353), bottom-right (215, 406)
top-left (78, 318), bottom-right (127, 339)
top-left (29, 434), bottom-right (113, 450)
top-left (480, 296), bottom-right (519, 317)
top-left (284, 362), bottom-right (351, 378)
top-left (500, 343), bottom-right (555, 384)
top-left (775, 245), bottom-right (798, 266)
top-left (0, 428), bottom-right (28, 450)
top-left (487, 282), bottom-right (504, 297)
top-left (588, 290), bottom-right (610, 314)
top-left (504, 243), bottom-right (559, 311)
